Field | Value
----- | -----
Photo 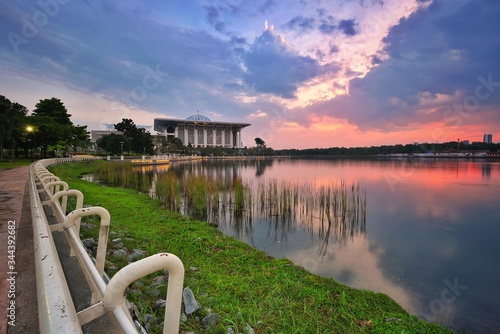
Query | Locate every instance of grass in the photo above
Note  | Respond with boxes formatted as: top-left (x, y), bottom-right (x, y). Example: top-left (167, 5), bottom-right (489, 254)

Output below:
top-left (50, 160), bottom-right (453, 334)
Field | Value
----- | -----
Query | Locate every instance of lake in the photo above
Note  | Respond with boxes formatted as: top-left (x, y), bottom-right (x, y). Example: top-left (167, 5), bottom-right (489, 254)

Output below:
top-left (154, 157), bottom-right (499, 333)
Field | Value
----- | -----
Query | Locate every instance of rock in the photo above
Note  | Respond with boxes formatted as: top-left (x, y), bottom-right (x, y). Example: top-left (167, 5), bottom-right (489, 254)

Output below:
top-left (144, 313), bottom-right (153, 323)
top-left (109, 231), bottom-right (118, 237)
top-left (180, 312), bottom-right (188, 323)
top-left (81, 222), bottom-right (96, 229)
top-left (82, 238), bottom-right (95, 249)
top-left (155, 299), bottom-right (166, 309)
top-left (183, 287), bottom-right (199, 315)
top-left (128, 249), bottom-right (147, 262)
top-left (245, 324), bottom-right (255, 334)
top-left (202, 313), bottom-right (219, 329)
top-left (110, 238), bottom-right (123, 249)
top-left (148, 288), bottom-right (161, 297)
top-left (107, 263), bottom-right (119, 271)
top-left (226, 327), bottom-right (235, 334)
top-left (151, 275), bottom-right (169, 287)
top-left (112, 249), bottom-right (127, 259)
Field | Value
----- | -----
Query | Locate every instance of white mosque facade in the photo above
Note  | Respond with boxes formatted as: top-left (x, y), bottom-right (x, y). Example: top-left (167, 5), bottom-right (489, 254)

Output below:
top-left (154, 113), bottom-right (251, 148)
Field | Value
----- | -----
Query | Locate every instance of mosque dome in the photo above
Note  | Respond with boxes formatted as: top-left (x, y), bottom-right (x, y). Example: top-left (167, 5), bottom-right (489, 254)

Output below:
top-left (186, 112), bottom-right (211, 121)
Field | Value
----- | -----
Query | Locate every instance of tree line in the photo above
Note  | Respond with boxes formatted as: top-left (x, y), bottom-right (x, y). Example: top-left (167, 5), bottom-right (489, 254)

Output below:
top-left (0, 95), bottom-right (91, 160)
top-left (279, 141), bottom-right (500, 156)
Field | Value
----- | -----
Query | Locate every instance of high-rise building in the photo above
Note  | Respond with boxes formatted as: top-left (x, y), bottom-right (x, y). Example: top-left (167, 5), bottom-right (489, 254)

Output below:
top-left (483, 134), bottom-right (493, 144)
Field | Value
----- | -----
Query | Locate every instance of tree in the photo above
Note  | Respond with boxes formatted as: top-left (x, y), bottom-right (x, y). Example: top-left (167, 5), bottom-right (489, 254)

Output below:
top-left (0, 96), bottom-right (28, 160)
top-left (164, 137), bottom-right (185, 152)
top-left (96, 133), bottom-right (129, 155)
top-left (70, 125), bottom-right (91, 153)
top-left (114, 119), bottom-right (137, 143)
top-left (31, 98), bottom-right (74, 157)
top-left (134, 128), bottom-right (155, 155)
top-left (114, 119), bottom-right (154, 154)
top-left (32, 97), bottom-right (72, 125)
top-left (255, 137), bottom-right (266, 147)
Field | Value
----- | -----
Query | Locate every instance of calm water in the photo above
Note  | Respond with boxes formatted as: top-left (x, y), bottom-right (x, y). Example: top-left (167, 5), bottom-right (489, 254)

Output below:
top-left (87, 158), bottom-right (498, 331)
top-left (157, 157), bottom-right (500, 333)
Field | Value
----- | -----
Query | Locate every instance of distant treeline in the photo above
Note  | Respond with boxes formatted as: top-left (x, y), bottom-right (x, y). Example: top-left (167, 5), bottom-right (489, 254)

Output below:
top-left (278, 141), bottom-right (500, 156)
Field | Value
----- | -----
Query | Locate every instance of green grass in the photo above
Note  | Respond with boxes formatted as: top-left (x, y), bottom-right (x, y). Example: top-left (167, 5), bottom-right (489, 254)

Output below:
top-left (50, 161), bottom-right (453, 334)
top-left (0, 158), bottom-right (32, 169)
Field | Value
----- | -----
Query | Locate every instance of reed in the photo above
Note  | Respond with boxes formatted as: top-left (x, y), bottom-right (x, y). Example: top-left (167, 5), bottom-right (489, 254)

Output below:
top-left (154, 173), bottom-right (181, 211)
top-left (253, 178), bottom-right (366, 246)
top-left (93, 161), bottom-right (153, 192)
top-left (92, 163), bottom-right (366, 243)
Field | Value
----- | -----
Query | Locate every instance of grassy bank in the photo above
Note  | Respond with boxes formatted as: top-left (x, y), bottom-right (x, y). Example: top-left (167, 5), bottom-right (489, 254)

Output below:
top-left (50, 161), bottom-right (452, 334)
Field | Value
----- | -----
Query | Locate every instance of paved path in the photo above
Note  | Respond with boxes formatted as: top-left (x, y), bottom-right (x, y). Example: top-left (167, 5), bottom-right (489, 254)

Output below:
top-left (1, 164), bottom-right (114, 334)
top-left (0, 166), bottom-right (38, 334)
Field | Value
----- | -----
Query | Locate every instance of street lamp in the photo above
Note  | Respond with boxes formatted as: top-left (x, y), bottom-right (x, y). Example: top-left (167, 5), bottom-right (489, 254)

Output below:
top-left (26, 126), bottom-right (34, 162)
top-left (120, 141), bottom-right (124, 155)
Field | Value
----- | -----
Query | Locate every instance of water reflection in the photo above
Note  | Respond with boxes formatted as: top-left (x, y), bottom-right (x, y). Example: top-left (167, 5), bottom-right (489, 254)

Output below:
top-left (87, 158), bottom-right (500, 333)
top-left (163, 158), bottom-right (500, 333)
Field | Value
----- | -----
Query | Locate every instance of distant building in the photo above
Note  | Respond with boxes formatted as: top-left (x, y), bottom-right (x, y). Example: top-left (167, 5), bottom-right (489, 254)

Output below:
top-left (91, 123), bottom-right (151, 143)
top-left (461, 140), bottom-right (470, 145)
top-left (484, 134), bottom-right (493, 144)
top-left (154, 113), bottom-right (251, 148)
top-left (91, 129), bottom-right (122, 143)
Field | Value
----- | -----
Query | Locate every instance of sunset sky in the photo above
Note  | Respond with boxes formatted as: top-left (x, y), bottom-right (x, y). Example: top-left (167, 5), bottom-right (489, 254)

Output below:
top-left (1, 0), bottom-right (499, 149)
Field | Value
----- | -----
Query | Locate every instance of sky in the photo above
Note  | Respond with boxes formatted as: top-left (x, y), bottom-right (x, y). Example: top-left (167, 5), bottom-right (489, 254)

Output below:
top-left (1, 0), bottom-right (499, 149)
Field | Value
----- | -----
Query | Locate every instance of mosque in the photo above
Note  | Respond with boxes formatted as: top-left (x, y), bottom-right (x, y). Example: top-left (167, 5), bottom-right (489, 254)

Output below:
top-left (154, 112), bottom-right (251, 148)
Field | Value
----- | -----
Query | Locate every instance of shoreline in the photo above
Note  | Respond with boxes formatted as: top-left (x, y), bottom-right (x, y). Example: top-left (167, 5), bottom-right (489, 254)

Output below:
top-left (48, 160), bottom-right (454, 333)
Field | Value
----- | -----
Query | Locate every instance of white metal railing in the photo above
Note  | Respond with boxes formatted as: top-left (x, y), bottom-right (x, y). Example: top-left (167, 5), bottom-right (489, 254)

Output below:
top-left (30, 157), bottom-right (185, 333)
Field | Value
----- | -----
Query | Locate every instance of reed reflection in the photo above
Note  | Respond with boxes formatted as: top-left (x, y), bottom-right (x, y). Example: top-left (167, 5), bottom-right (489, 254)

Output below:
top-left (87, 158), bottom-right (500, 332)
top-left (92, 160), bottom-right (367, 257)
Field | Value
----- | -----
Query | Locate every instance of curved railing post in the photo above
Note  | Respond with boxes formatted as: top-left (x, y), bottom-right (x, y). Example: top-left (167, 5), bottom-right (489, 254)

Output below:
top-left (51, 189), bottom-right (84, 229)
top-left (63, 207), bottom-right (110, 277)
top-left (44, 180), bottom-right (69, 212)
top-left (103, 253), bottom-right (185, 334)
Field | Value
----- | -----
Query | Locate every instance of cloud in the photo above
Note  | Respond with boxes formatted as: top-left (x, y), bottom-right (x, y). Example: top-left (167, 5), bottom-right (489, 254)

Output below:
top-left (291, 0), bottom-right (500, 135)
top-left (283, 15), bottom-right (316, 33)
top-left (204, 5), bottom-right (227, 32)
top-left (248, 110), bottom-right (268, 118)
top-left (318, 16), bottom-right (336, 34)
top-left (259, 0), bottom-right (277, 14)
top-left (1, 0), bottom-right (498, 149)
top-left (242, 24), bottom-right (324, 98)
top-left (338, 19), bottom-right (358, 36)
top-left (329, 45), bottom-right (340, 54)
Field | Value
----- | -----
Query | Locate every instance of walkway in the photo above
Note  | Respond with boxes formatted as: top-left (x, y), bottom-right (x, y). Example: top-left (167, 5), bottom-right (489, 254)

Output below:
top-left (0, 165), bottom-right (111, 333)
top-left (0, 166), bottom-right (38, 334)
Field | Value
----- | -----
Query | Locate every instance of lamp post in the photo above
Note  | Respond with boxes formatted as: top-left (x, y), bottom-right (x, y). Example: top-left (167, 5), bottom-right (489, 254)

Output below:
top-left (26, 126), bottom-right (34, 162)
top-left (120, 141), bottom-right (124, 160)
